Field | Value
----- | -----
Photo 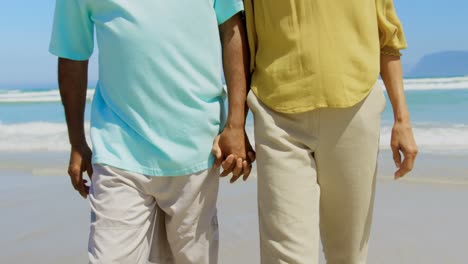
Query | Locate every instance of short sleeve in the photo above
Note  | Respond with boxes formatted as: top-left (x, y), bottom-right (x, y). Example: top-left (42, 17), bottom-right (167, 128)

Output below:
top-left (214, 0), bottom-right (244, 25)
top-left (377, 0), bottom-right (407, 56)
top-left (49, 0), bottom-right (94, 60)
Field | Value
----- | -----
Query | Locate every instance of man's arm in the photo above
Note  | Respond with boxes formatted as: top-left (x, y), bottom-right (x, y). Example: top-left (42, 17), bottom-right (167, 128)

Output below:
top-left (380, 55), bottom-right (418, 179)
top-left (214, 13), bottom-right (255, 183)
top-left (58, 58), bottom-right (93, 198)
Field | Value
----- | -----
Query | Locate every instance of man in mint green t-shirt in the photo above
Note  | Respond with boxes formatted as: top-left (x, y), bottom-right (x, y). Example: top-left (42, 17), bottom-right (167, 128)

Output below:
top-left (49, 0), bottom-right (253, 263)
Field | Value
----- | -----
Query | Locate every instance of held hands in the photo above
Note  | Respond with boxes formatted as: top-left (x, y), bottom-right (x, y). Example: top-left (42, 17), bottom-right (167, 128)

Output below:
top-left (68, 144), bottom-right (93, 198)
top-left (391, 120), bottom-right (418, 179)
top-left (212, 127), bottom-right (256, 183)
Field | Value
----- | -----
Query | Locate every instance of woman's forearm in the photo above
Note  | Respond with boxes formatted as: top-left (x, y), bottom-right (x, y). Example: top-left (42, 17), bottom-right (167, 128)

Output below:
top-left (380, 55), bottom-right (410, 123)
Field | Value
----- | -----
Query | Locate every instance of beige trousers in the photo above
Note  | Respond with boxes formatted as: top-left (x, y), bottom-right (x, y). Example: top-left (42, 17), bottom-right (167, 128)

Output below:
top-left (247, 84), bottom-right (386, 264)
top-left (88, 165), bottom-right (219, 264)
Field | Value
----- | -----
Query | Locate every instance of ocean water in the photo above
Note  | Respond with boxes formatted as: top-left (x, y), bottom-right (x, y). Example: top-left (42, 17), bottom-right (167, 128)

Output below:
top-left (1, 76), bottom-right (467, 155)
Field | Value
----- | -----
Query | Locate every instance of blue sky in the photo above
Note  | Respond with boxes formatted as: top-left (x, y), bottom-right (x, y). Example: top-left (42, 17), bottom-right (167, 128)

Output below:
top-left (1, 0), bottom-right (467, 88)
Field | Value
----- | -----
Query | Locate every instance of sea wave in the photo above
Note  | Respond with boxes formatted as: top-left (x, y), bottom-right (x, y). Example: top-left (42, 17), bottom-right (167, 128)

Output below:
top-left (1, 76), bottom-right (468, 104)
top-left (385, 76), bottom-right (468, 91)
top-left (0, 89), bottom-right (94, 103)
top-left (0, 122), bottom-right (90, 152)
top-left (379, 124), bottom-right (468, 152)
top-left (1, 122), bottom-right (467, 153)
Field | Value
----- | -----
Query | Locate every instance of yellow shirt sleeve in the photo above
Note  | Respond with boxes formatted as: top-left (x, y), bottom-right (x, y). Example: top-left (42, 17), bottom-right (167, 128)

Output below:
top-left (377, 0), bottom-right (407, 56)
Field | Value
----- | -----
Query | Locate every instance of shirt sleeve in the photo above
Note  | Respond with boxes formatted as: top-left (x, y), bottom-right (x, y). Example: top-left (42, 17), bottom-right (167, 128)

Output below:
top-left (214, 0), bottom-right (244, 25)
top-left (377, 0), bottom-right (407, 56)
top-left (49, 0), bottom-right (94, 60)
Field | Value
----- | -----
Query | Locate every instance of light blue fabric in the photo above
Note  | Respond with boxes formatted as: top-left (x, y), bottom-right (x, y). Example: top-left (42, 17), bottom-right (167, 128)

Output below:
top-left (50, 0), bottom-right (244, 176)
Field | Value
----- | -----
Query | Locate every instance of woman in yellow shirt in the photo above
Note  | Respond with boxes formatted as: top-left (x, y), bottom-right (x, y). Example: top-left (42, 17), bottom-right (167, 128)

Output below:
top-left (244, 0), bottom-right (418, 263)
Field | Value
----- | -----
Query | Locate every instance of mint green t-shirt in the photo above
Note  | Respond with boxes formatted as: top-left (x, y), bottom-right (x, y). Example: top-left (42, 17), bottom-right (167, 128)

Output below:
top-left (50, 0), bottom-right (243, 176)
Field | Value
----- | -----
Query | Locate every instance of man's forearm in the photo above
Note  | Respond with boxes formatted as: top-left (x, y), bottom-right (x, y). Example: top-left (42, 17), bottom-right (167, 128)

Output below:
top-left (380, 55), bottom-right (410, 123)
top-left (220, 13), bottom-right (250, 128)
top-left (58, 58), bottom-right (89, 146)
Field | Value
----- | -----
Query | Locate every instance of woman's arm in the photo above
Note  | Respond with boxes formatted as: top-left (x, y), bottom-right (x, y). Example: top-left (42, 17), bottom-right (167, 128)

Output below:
top-left (380, 55), bottom-right (418, 179)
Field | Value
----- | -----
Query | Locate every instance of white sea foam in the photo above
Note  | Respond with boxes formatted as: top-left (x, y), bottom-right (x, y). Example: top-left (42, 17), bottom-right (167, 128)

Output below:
top-left (378, 76), bottom-right (468, 91)
top-left (0, 89), bottom-right (94, 103)
top-left (0, 122), bottom-right (90, 152)
top-left (0, 76), bottom-right (468, 104)
top-left (1, 122), bottom-right (467, 153)
top-left (379, 124), bottom-right (468, 153)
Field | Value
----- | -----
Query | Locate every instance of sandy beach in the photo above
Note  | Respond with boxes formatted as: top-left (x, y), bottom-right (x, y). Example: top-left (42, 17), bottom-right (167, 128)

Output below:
top-left (2, 0), bottom-right (468, 262)
top-left (1, 150), bottom-right (467, 264)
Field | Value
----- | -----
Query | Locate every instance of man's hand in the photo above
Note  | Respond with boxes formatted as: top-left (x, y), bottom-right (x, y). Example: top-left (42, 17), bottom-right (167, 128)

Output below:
top-left (212, 128), bottom-right (256, 183)
top-left (68, 144), bottom-right (93, 198)
top-left (391, 121), bottom-right (418, 179)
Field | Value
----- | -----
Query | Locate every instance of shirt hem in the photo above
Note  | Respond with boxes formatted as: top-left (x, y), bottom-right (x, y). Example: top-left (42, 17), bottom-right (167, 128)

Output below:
top-left (92, 156), bottom-right (214, 177)
top-left (49, 45), bottom-right (92, 61)
top-left (217, 2), bottom-right (244, 25)
top-left (251, 78), bottom-right (380, 114)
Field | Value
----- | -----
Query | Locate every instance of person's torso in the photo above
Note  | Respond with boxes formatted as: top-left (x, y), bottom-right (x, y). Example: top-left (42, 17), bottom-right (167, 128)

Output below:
top-left (86, 0), bottom-right (226, 175)
top-left (247, 0), bottom-right (381, 113)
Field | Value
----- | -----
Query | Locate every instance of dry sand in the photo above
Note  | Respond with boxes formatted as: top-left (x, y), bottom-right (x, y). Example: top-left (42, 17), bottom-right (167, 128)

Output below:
top-left (1, 151), bottom-right (467, 263)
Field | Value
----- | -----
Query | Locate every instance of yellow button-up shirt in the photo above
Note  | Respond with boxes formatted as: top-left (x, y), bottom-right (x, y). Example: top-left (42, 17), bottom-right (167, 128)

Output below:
top-left (244, 0), bottom-right (407, 113)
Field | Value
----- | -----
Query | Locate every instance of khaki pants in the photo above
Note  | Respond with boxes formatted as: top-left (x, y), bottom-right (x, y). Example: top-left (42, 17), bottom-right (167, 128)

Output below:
top-left (88, 165), bottom-right (219, 264)
top-left (247, 84), bottom-right (386, 264)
